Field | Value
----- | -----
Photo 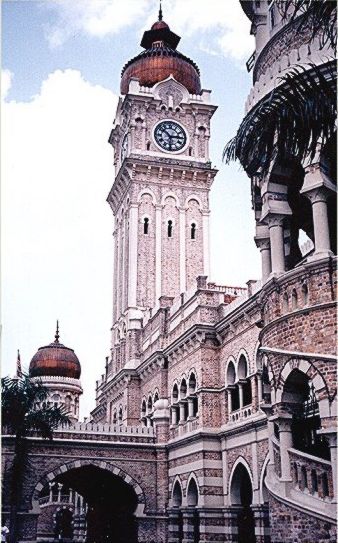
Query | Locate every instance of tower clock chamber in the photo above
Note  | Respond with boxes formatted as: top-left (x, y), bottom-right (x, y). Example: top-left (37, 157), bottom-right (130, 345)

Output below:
top-left (107, 12), bottom-right (218, 376)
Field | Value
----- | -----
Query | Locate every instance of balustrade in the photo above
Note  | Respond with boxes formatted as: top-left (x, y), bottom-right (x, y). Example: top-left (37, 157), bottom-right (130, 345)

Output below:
top-left (289, 448), bottom-right (333, 501)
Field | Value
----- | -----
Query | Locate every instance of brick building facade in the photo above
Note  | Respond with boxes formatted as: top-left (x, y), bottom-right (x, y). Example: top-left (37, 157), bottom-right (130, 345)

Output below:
top-left (2, 2), bottom-right (337, 542)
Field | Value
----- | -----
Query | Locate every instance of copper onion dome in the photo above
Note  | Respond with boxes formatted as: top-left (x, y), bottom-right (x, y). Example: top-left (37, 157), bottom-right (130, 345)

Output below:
top-left (120, 5), bottom-right (201, 95)
top-left (29, 322), bottom-right (81, 379)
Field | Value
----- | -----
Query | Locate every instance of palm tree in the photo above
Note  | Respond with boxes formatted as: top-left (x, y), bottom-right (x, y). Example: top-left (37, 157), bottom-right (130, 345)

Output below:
top-left (1, 373), bottom-right (70, 543)
top-left (224, 0), bottom-right (337, 176)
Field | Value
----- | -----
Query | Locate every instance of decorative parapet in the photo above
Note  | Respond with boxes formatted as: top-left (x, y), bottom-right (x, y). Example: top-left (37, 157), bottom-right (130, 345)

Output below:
top-left (246, 33), bottom-right (333, 113)
top-left (2, 423), bottom-right (155, 444)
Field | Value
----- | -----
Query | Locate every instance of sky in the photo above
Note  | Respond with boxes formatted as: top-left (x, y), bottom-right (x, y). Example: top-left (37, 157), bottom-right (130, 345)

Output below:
top-left (1, 0), bottom-right (260, 417)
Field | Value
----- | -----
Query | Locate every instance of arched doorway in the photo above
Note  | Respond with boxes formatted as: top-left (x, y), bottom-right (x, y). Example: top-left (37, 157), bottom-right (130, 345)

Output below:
top-left (172, 481), bottom-right (183, 543)
top-left (54, 465), bottom-right (138, 543)
top-left (54, 508), bottom-right (73, 540)
top-left (187, 478), bottom-right (199, 543)
top-left (282, 369), bottom-right (330, 459)
top-left (230, 463), bottom-right (256, 543)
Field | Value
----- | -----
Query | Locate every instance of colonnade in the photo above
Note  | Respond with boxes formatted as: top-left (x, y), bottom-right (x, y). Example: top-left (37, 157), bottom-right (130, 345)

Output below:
top-left (255, 162), bottom-right (336, 283)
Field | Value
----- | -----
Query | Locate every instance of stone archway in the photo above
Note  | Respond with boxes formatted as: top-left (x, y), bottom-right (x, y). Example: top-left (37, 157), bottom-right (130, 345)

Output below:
top-left (230, 462), bottom-right (256, 543)
top-left (32, 460), bottom-right (146, 543)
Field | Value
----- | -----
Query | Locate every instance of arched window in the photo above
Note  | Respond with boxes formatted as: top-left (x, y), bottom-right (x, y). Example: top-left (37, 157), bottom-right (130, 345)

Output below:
top-left (172, 480), bottom-right (183, 508)
top-left (146, 141), bottom-right (151, 150)
top-left (51, 394), bottom-right (60, 407)
top-left (292, 289), bottom-right (298, 310)
top-left (230, 464), bottom-right (255, 543)
top-left (113, 409), bottom-right (117, 424)
top-left (238, 355), bottom-right (248, 380)
top-left (191, 223), bottom-right (196, 240)
top-left (168, 220), bottom-right (173, 238)
top-left (153, 391), bottom-right (159, 405)
top-left (180, 379), bottom-right (187, 400)
top-left (147, 396), bottom-right (153, 415)
top-left (118, 406), bottom-right (123, 424)
top-left (188, 372), bottom-right (197, 394)
top-left (300, 465), bottom-right (308, 490)
top-left (172, 384), bottom-right (179, 403)
top-left (283, 292), bottom-right (289, 313)
top-left (65, 396), bottom-right (72, 412)
top-left (302, 283), bottom-right (309, 305)
top-left (311, 469), bottom-right (318, 493)
top-left (187, 478), bottom-right (199, 507)
top-left (143, 217), bottom-right (149, 235)
top-left (321, 472), bottom-right (329, 497)
top-left (189, 147), bottom-right (192, 156)
top-left (226, 361), bottom-right (236, 386)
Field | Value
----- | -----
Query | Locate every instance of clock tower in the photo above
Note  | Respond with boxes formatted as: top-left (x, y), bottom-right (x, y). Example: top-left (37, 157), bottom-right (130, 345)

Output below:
top-left (107, 8), bottom-right (218, 373)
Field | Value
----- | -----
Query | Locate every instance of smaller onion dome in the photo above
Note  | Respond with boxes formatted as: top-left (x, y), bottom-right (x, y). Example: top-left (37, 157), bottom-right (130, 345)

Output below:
top-left (29, 322), bottom-right (81, 379)
top-left (121, 4), bottom-right (201, 95)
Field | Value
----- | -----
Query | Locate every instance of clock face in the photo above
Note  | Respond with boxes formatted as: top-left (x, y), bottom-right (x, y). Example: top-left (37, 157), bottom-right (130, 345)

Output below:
top-left (121, 135), bottom-right (128, 162)
top-left (154, 121), bottom-right (187, 152)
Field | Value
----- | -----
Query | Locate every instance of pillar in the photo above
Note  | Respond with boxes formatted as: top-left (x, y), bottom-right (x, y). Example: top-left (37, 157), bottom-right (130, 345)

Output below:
top-left (202, 211), bottom-right (210, 278)
top-left (128, 203), bottom-right (138, 307)
top-left (227, 388), bottom-right (232, 419)
top-left (182, 509), bottom-right (195, 543)
top-left (318, 428), bottom-right (337, 502)
top-left (303, 187), bottom-right (333, 256)
top-left (49, 482), bottom-right (53, 503)
top-left (171, 407), bottom-right (178, 426)
top-left (238, 382), bottom-right (244, 410)
top-left (267, 215), bottom-right (285, 273)
top-left (255, 238), bottom-right (272, 283)
top-left (168, 509), bottom-right (182, 543)
top-left (155, 204), bottom-right (162, 302)
top-left (179, 208), bottom-right (186, 293)
top-left (187, 398), bottom-right (194, 419)
top-left (300, 163), bottom-right (335, 258)
top-left (57, 483), bottom-right (62, 502)
top-left (179, 402), bottom-right (185, 423)
top-left (251, 374), bottom-right (258, 411)
top-left (257, 372), bottom-right (263, 406)
top-left (278, 414), bottom-right (293, 481)
top-left (252, 505), bottom-right (270, 543)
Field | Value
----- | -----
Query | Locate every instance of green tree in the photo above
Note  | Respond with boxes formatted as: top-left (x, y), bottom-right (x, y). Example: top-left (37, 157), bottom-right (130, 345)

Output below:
top-left (1, 374), bottom-right (70, 543)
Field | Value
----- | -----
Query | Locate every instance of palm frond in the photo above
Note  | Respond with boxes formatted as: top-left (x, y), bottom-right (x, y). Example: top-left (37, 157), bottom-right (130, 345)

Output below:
top-left (223, 62), bottom-right (336, 176)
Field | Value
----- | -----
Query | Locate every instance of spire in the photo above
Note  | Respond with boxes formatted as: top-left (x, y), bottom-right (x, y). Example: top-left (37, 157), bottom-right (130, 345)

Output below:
top-left (159, 0), bottom-right (163, 21)
top-left (16, 349), bottom-right (22, 378)
top-left (55, 320), bottom-right (60, 343)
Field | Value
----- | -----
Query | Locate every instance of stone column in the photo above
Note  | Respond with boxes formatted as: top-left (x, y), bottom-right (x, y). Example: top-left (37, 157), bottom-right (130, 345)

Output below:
top-left (257, 372), bottom-right (263, 406)
top-left (227, 387), bottom-right (233, 420)
top-left (255, 237), bottom-right (272, 283)
top-left (267, 215), bottom-right (285, 274)
top-left (179, 208), bottom-right (186, 293)
top-left (155, 204), bottom-right (162, 302)
top-left (318, 428), bottom-right (337, 502)
top-left (252, 504), bottom-right (270, 543)
top-left (182, 509), bottom-right (195, 543)
top-left (128, 203), bottom-right (138, 307)
top-left (171, 406), bottom-right (178, 426)
top-left (187, 398), bottom-right (194, 420)
top-left (168, 509), bottom-right (183, 543)
top-left (278, 414), bottom-right (293, 482)
top-left (300, 163), bottom-right (335, 258)
top-left (251, 375), bottom-right (258, 411)
top-left (57, 483), bottom-right (62, 502)
top-left (202, 211), bottom-right (210, 279)
top-left (303, 187), bottom-right (332, 256)
top-left (49, 482), bottom-right (53, 503)
top-left (238, 382), bottom-right (244, 410)
top-left (179, 402), bottom-right (186, 423)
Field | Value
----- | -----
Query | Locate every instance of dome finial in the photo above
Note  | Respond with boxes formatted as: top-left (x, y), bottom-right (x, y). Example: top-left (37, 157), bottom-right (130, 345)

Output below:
top-left (55, 320), bottom-right (60, 343)
top-left (159, 0), bottom-right (163, 21)
top-left (16, 349), bottom-right (22, 378)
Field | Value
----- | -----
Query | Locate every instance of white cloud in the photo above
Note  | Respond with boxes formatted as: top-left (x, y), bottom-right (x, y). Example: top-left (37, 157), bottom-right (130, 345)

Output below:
top-left (42, 0), bottom-right (253, 60)
top-left (2, 69), bottom-right (118, 416)
top-left (2, 69), bottom-right (13, 100)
